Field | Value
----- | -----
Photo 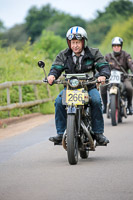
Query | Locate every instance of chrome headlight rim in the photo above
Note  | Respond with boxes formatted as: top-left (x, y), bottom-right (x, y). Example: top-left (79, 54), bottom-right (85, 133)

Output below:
top-left (68, 76), bottom-right (80, 88)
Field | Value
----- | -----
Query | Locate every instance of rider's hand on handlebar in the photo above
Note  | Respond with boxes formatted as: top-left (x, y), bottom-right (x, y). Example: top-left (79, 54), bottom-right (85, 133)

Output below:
top-left (47, 75), bottom-right (55, 85)
top-left (97, 76), bottom-right (106, 85)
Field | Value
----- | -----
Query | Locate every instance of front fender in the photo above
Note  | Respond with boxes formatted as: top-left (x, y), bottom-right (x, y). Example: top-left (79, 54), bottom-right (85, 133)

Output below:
top-left (109, 86), bottom-right (118, 95)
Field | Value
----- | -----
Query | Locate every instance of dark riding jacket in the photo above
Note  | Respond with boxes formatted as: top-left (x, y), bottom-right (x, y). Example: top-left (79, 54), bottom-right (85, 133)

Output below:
top-left (49, 47), bottom-right (111, 85)
top-left (105, 50), bottom-right (133, 73)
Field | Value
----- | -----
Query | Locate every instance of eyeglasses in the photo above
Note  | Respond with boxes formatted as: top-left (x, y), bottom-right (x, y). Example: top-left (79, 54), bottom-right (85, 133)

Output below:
top-left (67, 34), bottom-right (83, 40)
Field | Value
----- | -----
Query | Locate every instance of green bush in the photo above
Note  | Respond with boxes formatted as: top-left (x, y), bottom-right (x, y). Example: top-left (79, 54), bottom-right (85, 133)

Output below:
top-left (33, 30), bottom-right (67, 61)
top-left (100, 16), bottom-right (133, 56)
top-left (0, 32), bottom-right (66, 118)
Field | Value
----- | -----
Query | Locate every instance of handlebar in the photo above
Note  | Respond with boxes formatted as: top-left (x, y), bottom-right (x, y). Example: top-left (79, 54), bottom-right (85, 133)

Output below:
top-left (124, 74), bottom-right (133, 78)
top-left (43, 78), bottom-right (109, 86)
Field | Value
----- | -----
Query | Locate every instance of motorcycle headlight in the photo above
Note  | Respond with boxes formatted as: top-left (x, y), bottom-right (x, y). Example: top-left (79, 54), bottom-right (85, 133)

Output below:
top-left (69, 77), bottom-right (79, 88)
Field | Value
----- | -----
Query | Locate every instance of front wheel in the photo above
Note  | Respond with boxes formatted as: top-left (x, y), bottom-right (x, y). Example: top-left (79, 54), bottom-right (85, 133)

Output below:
top-left (67, 114), bottom-right (78, 165)
top-left (110, 94), bottom-right (119, 126)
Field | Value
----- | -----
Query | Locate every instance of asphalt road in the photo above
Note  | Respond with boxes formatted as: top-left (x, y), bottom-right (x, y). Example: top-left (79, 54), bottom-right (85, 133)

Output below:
top-left (0, 115), bottom-right (133, 200)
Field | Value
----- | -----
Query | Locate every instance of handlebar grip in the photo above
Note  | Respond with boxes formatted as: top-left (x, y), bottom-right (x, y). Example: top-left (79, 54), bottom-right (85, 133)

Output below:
top-left (43, 79), bottom-right (59, 85)
top-left (43, 78), bottom-right (48, 83)
top-left (43, 79), bottom-right (48, 83)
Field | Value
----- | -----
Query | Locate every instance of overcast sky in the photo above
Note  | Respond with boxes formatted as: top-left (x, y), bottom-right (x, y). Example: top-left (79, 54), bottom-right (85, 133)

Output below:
top-left (0, 0), bottom-right (113, 28)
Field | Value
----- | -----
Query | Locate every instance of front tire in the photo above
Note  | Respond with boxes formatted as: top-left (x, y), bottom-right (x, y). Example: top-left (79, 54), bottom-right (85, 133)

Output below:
top-left (110, 94), bottom-right (118, 126)
top-left (67, 114), bottom-right (78, 165)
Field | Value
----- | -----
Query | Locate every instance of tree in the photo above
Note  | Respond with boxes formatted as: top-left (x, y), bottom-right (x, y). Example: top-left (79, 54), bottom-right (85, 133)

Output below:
top-left (33, 30), bottom-right (67, 60)
top-left (86, 0), bottom-right (133, 46)
top-left (0, 20), bottom-right (5, 32)
top-left (47, 14), bottom-right (87, 38)
top-left (100, 16), bottom-right (133, 55)
top-left (25, 4), bottom-right (58, 42)
top-left (0, 24), bottom-right (28, 49)
top-left (25, 4), bottom-right (87, 42)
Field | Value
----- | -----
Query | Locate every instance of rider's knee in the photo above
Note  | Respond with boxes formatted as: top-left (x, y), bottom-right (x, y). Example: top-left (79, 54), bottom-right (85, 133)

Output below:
top-left (91, 95), bottom-right (101, 107)
top-left (55, 95), bottom-right (62, 107)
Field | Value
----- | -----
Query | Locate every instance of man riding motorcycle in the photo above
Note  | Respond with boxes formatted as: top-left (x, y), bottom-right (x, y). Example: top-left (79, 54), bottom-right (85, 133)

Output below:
top-left (47, 26), bottom-right (110, 145)
top-left (100, 37), bottom-right (133, 115)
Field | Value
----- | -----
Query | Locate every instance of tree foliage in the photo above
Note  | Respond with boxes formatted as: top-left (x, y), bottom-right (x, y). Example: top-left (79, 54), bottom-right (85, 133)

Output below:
top-left (25, 4), bottom-right (58, 42)
top-left (33, 30), bottom-right (67, 60)
top-left (0, 4), bottom-right (87, 48)
top-left (1, 1), bottom-right (133, 49)
top-left (25, 4), bottom-right (87, 42)
top-left (100, 15), bottom-right (133, 54)
top-left (0, 24), bottom-right (28, 49)
top-left (0, 40), bottom-right (57, 118)
top-left (87, 0), bottom-right (133, 46)
top-left (0, 20), bottom-right (5, 32)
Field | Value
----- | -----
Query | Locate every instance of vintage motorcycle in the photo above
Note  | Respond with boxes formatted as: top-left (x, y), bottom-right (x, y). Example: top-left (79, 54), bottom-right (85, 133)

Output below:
top-left (38, 61), bottom-right (107, 165)
top-left (106, 69), bottom-right (133, 126)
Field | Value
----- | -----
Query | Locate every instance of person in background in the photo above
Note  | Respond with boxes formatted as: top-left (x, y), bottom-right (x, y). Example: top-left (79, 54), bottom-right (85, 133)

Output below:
top-left (101, 37), bottom-right (133, 115)
top-left (47, 26), bottom-right (110, 145)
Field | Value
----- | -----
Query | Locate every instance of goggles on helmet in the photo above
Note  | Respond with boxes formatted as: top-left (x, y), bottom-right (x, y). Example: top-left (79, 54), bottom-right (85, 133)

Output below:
top-left (67, 33), bottom-right (83, 40)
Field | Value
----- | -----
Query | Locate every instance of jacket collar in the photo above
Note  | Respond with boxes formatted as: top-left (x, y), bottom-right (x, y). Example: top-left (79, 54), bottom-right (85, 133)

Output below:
top-left (84, 47), bottom-right (94, 59)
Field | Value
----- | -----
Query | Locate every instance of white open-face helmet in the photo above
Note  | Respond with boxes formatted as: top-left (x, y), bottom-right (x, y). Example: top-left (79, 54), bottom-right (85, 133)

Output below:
top-left (66, 26), bottom-right (88, 49)
top-left (112, 37), bottom-right (123, 47)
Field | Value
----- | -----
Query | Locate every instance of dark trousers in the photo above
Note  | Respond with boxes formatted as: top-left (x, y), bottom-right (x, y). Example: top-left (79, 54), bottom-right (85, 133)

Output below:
top-left (55, 88), bottom-right (104, 135)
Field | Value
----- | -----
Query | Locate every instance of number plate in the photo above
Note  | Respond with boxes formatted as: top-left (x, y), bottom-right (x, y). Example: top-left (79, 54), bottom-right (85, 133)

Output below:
top-left (110, 70), bottom-right (121, 84)
top-left (66, 89), bottom-right (84, 105)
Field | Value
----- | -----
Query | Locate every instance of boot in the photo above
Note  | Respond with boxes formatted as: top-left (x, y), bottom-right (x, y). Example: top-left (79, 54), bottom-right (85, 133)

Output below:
top-left (127, 99), bottom-right (133, 115)
top-left (95, 134), bottom-right (109, 145)
top-left (128, 106), bottom-right (133, 115)
top-left (49, 134), bottom-right (63, 143)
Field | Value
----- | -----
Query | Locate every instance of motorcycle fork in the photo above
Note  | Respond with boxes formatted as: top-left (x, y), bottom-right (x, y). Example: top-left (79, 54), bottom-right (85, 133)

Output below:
top-left (107, 90), bottom-right (110, 107)
top-left (117, 90), bottom-right (121, 110)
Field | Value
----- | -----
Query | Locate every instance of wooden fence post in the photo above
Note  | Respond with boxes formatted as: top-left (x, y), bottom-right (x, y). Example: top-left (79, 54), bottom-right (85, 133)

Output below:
top-left (19, 85), bottom-right (22, 103)
top-left (46, 85), bottom-right (51, 99)
top-left (34, 85), bottom-right (38, 99)
top-left (0, 80), bottom-right (58, 112)
top-left (33, 84), bottom-right (40, 112)
top-left (7, 87), bottom-right (10, 117)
